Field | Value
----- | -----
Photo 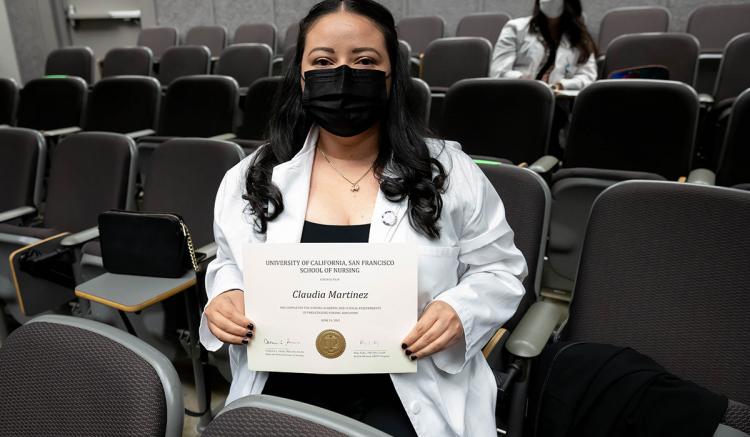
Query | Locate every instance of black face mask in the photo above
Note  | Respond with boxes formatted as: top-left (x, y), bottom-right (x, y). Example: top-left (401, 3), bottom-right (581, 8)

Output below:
top-left (302, 65), bottom-right (388, 137)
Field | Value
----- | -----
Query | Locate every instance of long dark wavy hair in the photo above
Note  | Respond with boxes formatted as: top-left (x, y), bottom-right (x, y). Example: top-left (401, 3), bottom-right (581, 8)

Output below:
top-left (530, 0), bottom-right (597, 63)
top-left (243, 0), bottom-right (446, 239)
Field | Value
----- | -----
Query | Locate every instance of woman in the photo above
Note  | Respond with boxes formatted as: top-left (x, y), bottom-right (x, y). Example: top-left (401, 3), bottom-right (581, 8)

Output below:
top-left (200, 1), bottom-right (527, 436)
top-left (490, 0), bottom-right (597, 91)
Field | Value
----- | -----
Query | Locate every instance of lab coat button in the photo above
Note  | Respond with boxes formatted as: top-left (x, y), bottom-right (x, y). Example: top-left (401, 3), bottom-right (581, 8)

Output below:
top-left (410, 401), bottom-right (421, 415)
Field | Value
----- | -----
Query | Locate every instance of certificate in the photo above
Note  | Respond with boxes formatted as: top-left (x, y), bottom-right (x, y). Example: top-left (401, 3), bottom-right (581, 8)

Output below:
top-left (243, 243), bottom-right (418, 374)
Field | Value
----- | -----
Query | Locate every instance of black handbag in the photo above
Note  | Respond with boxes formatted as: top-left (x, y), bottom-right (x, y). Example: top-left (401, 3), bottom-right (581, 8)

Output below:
top-left (98, 210), bottom-right (204, 278)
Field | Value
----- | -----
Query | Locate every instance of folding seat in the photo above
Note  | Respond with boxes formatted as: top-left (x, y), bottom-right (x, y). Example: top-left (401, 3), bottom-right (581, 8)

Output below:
top-left (0, 128), bottom-right (45, 218)
top-left (137, 26), bottom-right (179, 61)
top-left (406, 77), bottom-right (431, 130)
top-left (500, 181), bottom-right (750, 436)
top-left (0, 77), bottom-right (18, 126)
top-left (100, 46), bottom-right (153, 78)
top-left (82, 76), bottom-right (161, 135)
top-left (602, 33), bottom-right (700, 86)
top-left (441, 78), bottom-right (556, 169)
top-left (421, 37), bottom-right (492, 132)
top-left (0, 314), bottom-right (183, 437)
top-left (234, 23), bottom-right (277, 53)
top-left (715, 89), bottom-right (750, 190)
top-left (282, 22), bottom-right (300, 54)
top-left (0, 132), bottom-right (136, 329)
top-left (455, 12), bottom-right (511, 44)
top-left (543, 80), bottom-right (699, 293)
top-left (185, 25), bottom-right (228, 57)
top-left (16, 76), bottom-right (87, 137)
top-left (597, 7), bottom-right (670, 55)
top-left (397, 16), bottom-right (445, 58)
top-left (230, 76), bottom-right (281, 154)
top-left (45, 46), bottom-right (95, 84)
top-left (215, 43), bottom-right (273, 91)
top-left (688, 3), bottom-right (750, 94)
top-left (157, 45), bottom-right (211, 87)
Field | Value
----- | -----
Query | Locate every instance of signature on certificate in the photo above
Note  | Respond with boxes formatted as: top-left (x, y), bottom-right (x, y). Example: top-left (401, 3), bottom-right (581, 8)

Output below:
top-left (264, 337), bottom-right (302, 346)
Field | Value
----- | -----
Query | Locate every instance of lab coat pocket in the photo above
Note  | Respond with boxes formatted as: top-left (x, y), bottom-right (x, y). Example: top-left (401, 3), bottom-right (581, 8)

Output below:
top-left (417, 245), bottom-right (460, 309)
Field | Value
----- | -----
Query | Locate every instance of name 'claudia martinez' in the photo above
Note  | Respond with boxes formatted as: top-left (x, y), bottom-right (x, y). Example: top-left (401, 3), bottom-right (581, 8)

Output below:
top-left (292, 290), bottom-right (370, 299)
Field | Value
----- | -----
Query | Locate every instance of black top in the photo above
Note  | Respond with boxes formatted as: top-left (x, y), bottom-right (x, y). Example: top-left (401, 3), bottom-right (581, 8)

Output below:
top-left (300, 220), bottom-right (371, 243)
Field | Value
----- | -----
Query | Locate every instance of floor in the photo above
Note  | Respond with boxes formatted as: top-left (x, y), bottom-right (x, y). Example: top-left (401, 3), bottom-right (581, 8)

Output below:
top-left (178, 361), bottom-right (230, 437)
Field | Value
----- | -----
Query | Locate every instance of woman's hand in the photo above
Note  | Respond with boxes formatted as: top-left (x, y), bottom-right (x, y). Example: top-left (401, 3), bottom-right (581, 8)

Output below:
top-left (205, 289), bottom-right (255, 345)
top-left (401, 301), bottom-right (464, 360)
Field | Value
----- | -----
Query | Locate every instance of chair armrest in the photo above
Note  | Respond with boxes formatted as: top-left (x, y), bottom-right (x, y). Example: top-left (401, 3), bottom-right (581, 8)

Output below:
top-left (126, 129), bottom-right (156, 139)
top-left (506, 301), bottom-right (564, 359)
top-left (528, 155), bottom-right (559, 174)
top-left (699, 93), bottom-right (715, 106)
top-left (60, 226), bottom-right (99, 247)
top-left (209, 133), bottom-right (237, 141)
top-left (42, 126), bottom-right (82, 137)
top-left (687, 168), bottom-right (716, 186)
top-left (197, 242), bottom-right (217, 259)
top-left (0, 206), bottom-right (37, 223)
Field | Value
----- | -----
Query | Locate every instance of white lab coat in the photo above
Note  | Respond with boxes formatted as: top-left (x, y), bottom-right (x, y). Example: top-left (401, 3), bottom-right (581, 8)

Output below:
top-left (199, 126), bottom-right (527, 437)
top-left (490, 17), bottom-right (597, 90)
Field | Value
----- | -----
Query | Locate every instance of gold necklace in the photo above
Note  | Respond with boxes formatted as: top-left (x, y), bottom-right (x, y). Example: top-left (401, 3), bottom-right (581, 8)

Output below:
top-left (318, 148), bottom-right (375, 192)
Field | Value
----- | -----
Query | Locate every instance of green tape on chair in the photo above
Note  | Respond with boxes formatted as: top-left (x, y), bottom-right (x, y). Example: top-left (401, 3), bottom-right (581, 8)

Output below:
top-left (44, 75), bottom-right (68, 79)
top-left (473, 159), bottom-right (504, 166)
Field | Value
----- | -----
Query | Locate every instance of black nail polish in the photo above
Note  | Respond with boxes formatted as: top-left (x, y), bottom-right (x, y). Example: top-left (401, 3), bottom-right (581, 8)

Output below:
top-left (246, 331), bottom-right (254, 338)
top-left (401, 343), bottom-right (407, 350)
top-left (248, 324), bottom-right (254, 330)
top-left (405, 349), bottom-right (412, 356)
top-left (241, 338), bottom-right (248, 345)
top-left (410, 355), bottom-right (417, 361)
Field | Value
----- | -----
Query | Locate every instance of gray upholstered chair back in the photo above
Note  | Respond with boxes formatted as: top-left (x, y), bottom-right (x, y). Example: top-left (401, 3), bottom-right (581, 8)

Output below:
top-left (422, 37), bottom-right (493, 91)
top-left (203, 395), bottom-right (389, 437)
top-left (442, 78), bottom-right (554, 165)
top-left (0, 314), bottom-right (183, 437)
top-left (137, 26), bottom-right (179, 59)
top-left (45, 46), bottom-right (95, 84)
top-left (0, 77), bottom-right (18, 126)
top-left (0, 128), bottom-right (45, 211)
top-left (566, 181), bottom-right (750, 405)
top-left (101, 46), bottom-right (153, 78)
top-left (142, 138), bottom-right (243, 247)
top-left (185, 25), bottom-right (228, 56)
top-left (237, 76), bottom-right (282, 143)
top-left (477, 163), bottom-right (550, 328)
top-left (602, 33), bottom-right (700, 86)
top-left (44, 132), bottom-right (136, 232)
top-left (717, 89), bottom-right (750, 188)
top-left (713, 33), bottom-right (750, 103)
top-left (397, 16), bottom-right (445, 56)
top-left (158, 75), bottom-right (238, 137)
top-left (157, 45), bottom-right (211, 87)
top-left (455, 13), bottom-right (510, 45)
top-left (406, 77), bottom-right (431, 129)
top-left (597, 6), bottom-right (670, 54)
top-left (16, 76), bottom-right (87, 131)
top-left (282, 22), bottom-right (300, 53)
top-left (234, 23), bottom-right (277, 53)
top-left (84, 76), bottom-right (161, 134)
top-left (687, 3), bottom-right (750, 53)
top-left (215, 43), bottom-right (273, 89)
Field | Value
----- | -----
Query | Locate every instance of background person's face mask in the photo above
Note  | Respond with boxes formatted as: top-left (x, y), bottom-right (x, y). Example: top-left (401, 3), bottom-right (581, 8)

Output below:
top-left (539, 0), bottom-right (565, 18)
top-left (302, 65), bottom-right (388, 138)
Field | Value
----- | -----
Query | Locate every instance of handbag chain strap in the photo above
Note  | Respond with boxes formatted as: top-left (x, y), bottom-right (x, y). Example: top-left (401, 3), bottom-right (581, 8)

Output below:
top-left (179, 221), bottom-right (201, 272)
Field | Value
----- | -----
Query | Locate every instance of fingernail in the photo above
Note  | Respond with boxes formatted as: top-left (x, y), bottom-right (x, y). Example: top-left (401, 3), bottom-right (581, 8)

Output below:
top-left (246, 331), bottom-right (254, 338)
top-left (410, 355), bottom-right (417, 361)
top-left (401, 343), bottom-right (407, 350)
top-left (242, 338), bottom-right (248, 345)
top-left (248, 324), bottom-right (254, 330)
top-left (405, 349), bottom-right (412, 356)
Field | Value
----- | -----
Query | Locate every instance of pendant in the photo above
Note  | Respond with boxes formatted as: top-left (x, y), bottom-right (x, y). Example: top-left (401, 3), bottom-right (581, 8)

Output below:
top-left (351, 184), bottom-right (360, 192)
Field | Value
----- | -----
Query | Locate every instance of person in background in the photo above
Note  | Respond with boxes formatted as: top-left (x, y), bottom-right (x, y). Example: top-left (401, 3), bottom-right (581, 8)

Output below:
top-left (490, 0), bottom-right (597, 91)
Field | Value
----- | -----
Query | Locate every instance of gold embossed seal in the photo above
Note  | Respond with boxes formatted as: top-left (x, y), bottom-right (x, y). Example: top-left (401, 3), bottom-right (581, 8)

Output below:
top-left (316, 329), bottom-right (346, 359)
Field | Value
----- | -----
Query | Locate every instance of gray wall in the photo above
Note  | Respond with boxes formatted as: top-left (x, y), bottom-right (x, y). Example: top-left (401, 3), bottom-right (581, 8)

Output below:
top-left (0, 0), bottom-right (21, 82)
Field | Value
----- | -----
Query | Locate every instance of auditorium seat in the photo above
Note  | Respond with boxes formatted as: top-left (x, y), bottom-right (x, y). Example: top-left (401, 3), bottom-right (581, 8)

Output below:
top-left (455, 12), bottom-right (510, 44)
top-left (215, 43), bottom-right (273, 91)
top-left (397, 16), bottom-right (445, 58)
top-left (137, 26), bottom-right (179, 61)
top-left (45, 46), bottom-right (95, 84)
top-left (544, 79), bottom-right (699, 293)
top-left (16, 76), bottom-right (87, 136)
top-left (0, 314), bottom-right (183, 437)
top-left (597, 6), bottom-right (670, 55)
top-left (441, 78), bottom-right (555, 169)
top-left (234, 23), bottom-right (277, 53)
top-left (0, 128), bottom-right (44, 219)
top-left (282, 22), bottom-right (300, 54)
top-left (100, 46), bottom-right (153, 78)
top-left (0, 78), bottom-right (18, 126)
top-left (0, 132), bottom-right (136, 325)
top-left (716, 89), bottom-right (750, 190)
top-left (231, 76), bottom-right (281, 153)
top-left (203, 394), bottom-right (388, 437)
top-left (157, 45), bottom-right (211, 87)
top-left (406, 77), bottom-right (431, 130)
top-left (185, 25), bottom-right (228, 57)
top-left (502, 180), bottom-right (750, 437)
top-left (421, 37), bottom-right (492, 131)
top-left (84, 76), bottom-right (161, 135)
top-left (602, 33), bottom-right (700, 86)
